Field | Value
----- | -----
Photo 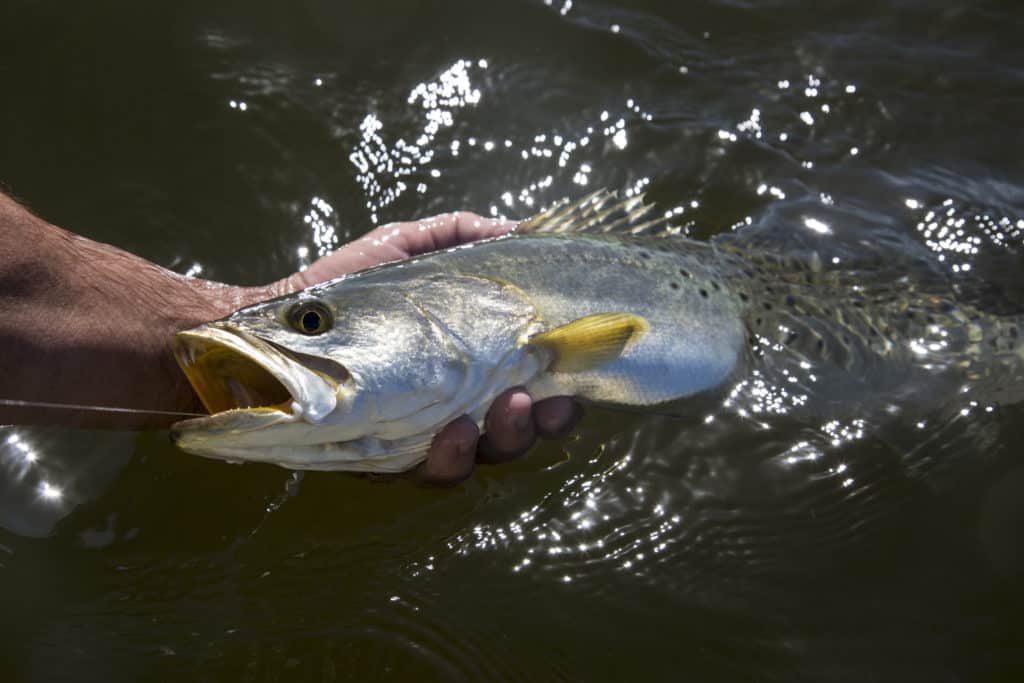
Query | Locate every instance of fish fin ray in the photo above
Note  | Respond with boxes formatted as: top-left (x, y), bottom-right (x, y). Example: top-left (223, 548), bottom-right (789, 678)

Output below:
top-left (530, 313), bottom-right (649, 373)
top-left (517, 189), bottom-right (677, 237)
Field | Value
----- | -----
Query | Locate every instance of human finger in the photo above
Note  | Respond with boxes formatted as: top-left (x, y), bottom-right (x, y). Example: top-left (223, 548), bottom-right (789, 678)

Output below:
top-left (477, 387), bottom-right (537, 464)
top-left (415, 415), bottom-right (479, 485)
top-left (394, 211), bottom-right (517, 257)
top-left (533, 397), bottom-right (582, 439)
top-left (278, 212), bottom-right (518, 293)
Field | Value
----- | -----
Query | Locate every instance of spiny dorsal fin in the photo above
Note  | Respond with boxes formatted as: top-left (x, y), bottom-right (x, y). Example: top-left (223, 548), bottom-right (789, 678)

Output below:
top-left (517, 190), bottom-right (679, 237)
top-left (529, 313), bottom-right (649, 373)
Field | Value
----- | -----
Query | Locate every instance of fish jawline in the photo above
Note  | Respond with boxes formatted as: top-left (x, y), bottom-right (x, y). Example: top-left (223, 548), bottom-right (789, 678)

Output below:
top-left (174, 434), bottom-right (436, 472)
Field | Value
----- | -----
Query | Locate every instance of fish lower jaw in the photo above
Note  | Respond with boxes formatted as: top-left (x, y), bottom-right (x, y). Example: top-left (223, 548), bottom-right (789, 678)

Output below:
top-left (217, 405), bottom-right (298, 420)
top-left (173, 355), bottom-right (548, 472)
top-left (178, 434), bottom-right (433, 472)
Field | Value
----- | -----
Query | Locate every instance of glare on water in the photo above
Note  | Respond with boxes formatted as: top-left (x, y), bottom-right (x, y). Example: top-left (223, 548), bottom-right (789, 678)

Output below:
top-left (1, 0), bottom-right (1023, 679)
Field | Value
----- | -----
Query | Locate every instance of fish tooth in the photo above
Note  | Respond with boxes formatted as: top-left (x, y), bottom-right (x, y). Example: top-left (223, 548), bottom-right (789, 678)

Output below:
top-left (226, 378), bottom-right (253, 409)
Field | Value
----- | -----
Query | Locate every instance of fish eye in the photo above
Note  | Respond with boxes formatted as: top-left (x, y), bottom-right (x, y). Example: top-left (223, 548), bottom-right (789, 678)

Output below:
top-left (288, 301), bottom-right (334, 335)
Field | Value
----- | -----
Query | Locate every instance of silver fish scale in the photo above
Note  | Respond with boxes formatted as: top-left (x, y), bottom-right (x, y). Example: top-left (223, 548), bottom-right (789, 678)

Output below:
top-left (171, 190), bottom-right (1024, 471)
top-left (426, 232), bottom-right (750, 406)
top-left (435, 226), bottom-right (1024, 410)
top-left (512, 189), bottom-right (1023, 394)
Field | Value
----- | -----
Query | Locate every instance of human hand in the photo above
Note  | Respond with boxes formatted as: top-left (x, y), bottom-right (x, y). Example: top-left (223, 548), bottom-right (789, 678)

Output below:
top-left (274, 211), bottom-right (519, 292)
top-left (266, 212), bottom-right (582, 484)
top-left (0, 192), bottom-right (581, 447)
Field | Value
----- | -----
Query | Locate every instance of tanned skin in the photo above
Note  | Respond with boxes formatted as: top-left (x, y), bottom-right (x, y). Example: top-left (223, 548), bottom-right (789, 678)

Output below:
top-left (0, 192), bottom-right (578, 483)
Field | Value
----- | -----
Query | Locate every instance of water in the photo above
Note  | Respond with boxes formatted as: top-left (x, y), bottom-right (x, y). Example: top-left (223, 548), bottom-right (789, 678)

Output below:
top-left (2, 0), bottom-right (1023, 680)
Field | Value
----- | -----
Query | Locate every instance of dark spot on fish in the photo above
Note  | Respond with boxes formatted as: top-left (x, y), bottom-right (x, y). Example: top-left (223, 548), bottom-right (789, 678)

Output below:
top-left (755, 317), bottom-right (763, 326)
top-left (1010, 327), bottom-right (1019, 338)
top-left (699, 289), bottom-right (709, 298)
top-left (739, 292), bottom-right (749, 302)
top-left (853, 300), bottom-right (864, 308)
top-left (906, 310), bottom-right (915, 319)
top-left (785, 332), bottom-right (799, 345)
top-left (785, 295), bottom-right (796, 307)
top-left (842, 335), bottom-right (851, 344)
top-left (711, 281), bottom-right (721, 291)
top-left (763, 302), bottom-right (773, 311)
top-left (805, 273), bottom-right (814, 284)
top-left (765, 286), bottom-right (774, 295)
top-left (639, 251), bottom-right (651, 260)
top-left (670, 282), bottom-right (680, 290)
top-left (679, 268), bottom-right (691, 278)
top-left (926, 315), bottom-right (936, 324)
top-left (869, 328), bottom-right (878, 336)
top-left (990, 338), bottom-right (1000, 348)
top-left (816, 339), bottom-right (825, 352)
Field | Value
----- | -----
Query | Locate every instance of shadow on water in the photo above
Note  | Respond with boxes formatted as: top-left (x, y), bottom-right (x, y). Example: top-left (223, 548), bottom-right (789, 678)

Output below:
top-left (2, 0), bottom-right (1024, 680)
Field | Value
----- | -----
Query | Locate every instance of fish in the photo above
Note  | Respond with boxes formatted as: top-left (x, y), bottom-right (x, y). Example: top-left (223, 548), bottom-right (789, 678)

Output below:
top-left (170, 190), bottom-right (1024, 471)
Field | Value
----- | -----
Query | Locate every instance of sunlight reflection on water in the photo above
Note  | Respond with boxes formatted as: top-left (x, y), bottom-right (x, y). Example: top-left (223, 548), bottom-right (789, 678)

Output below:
top-left (2, 1), bottom-right (1024, 676)
top-left (296, 57), bottom-right (686, 263)
top-left (2, 431), bottom-right (62, 504)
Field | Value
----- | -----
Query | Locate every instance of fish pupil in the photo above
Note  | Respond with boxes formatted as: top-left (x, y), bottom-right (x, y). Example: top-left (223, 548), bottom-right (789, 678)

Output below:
top-left (302, 311), bottom-right (322, 332)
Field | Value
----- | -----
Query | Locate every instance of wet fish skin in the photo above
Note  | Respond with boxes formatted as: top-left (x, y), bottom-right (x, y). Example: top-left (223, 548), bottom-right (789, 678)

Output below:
top-left (171, 191), bottom-right (1024, 471)
top-left (171, 193), bottom-right (751, 470)
top-left (174, 269), bottom-right (548, 470)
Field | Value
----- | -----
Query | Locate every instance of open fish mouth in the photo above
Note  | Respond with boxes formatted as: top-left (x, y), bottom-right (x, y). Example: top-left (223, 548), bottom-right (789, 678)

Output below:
top-left (174, 328), bottom-right (295, 415)
top-left (172, 323), bottom-right (342, 424)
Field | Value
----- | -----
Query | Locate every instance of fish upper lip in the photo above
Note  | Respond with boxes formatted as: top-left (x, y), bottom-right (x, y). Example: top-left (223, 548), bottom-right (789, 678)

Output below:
top-left (173, 323), bottom-right (339, 423)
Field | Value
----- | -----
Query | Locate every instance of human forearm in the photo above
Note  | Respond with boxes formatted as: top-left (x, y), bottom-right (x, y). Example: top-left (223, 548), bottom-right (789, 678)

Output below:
top-left (0, 193), bottom-right (263, 427)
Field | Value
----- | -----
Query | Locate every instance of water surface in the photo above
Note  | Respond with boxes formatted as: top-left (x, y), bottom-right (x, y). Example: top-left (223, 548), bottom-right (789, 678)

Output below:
top-left (1, 0), bottom-right (1023, 680)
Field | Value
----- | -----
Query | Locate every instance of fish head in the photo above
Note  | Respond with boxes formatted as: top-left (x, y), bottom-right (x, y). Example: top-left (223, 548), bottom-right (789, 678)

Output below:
top-left (170, 272), bottom-right (544, 471)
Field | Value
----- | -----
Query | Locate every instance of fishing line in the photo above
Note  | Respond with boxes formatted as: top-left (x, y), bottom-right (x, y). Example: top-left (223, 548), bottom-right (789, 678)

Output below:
top-left (0, 398), bottom-right (205, 418)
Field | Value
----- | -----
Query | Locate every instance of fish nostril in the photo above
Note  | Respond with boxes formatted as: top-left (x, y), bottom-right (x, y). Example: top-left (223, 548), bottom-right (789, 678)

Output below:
top-left (169, 429), bottom-right (181, 444)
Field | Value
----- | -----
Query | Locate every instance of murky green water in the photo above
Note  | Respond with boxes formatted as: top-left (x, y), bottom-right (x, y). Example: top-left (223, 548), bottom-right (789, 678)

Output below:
top-left (2, 1), bottom-right (1023, 680)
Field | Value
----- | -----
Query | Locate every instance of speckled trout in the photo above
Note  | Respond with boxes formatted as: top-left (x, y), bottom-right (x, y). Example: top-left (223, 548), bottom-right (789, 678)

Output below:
top-left (171, 191), bottom-right (1024, 471)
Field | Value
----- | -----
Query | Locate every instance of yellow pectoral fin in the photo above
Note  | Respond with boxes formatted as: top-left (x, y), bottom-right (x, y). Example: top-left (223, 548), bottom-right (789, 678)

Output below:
top-left (529, 312), bottom-right (649, 373)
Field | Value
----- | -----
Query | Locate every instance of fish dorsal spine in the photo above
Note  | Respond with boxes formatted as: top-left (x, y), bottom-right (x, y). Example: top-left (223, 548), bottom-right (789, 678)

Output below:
top-left (516, 189), bottom-right (680, 238)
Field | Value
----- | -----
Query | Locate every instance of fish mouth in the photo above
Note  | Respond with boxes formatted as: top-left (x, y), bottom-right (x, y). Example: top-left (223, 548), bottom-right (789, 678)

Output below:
top-left (174, 329), bottom-right (293, 416)
top-left (172, 323), bottom-right (341, 424)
